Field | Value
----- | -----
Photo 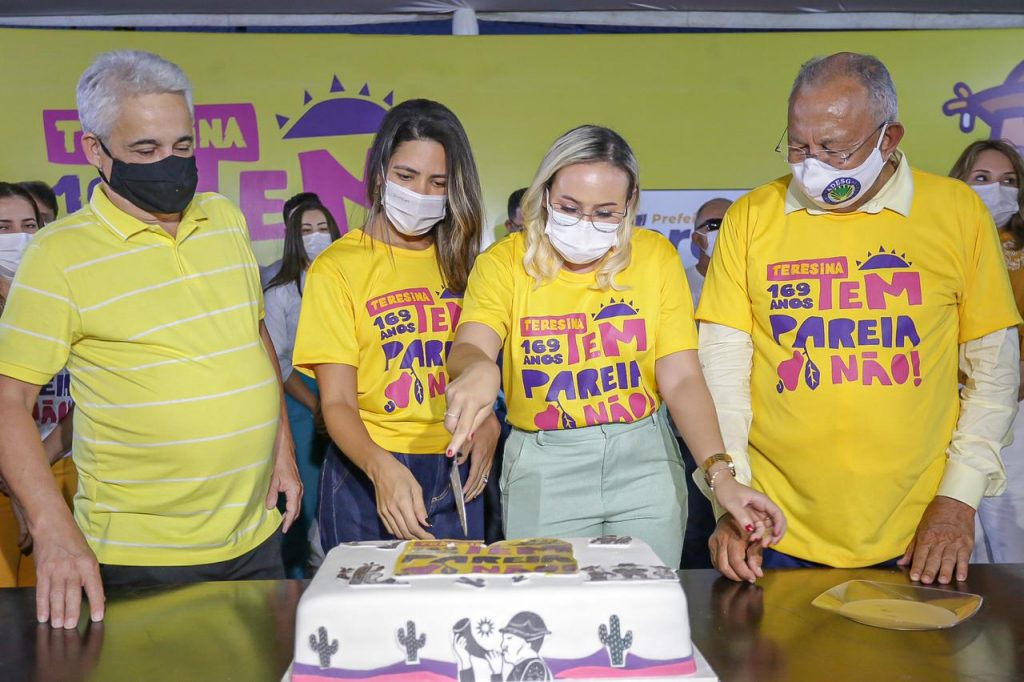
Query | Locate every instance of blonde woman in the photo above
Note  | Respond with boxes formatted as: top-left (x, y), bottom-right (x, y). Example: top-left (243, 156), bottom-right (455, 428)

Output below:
top-left (444, 125), bottom-right (785, 567)
top-left (294, 99), bottom-right (498, 546)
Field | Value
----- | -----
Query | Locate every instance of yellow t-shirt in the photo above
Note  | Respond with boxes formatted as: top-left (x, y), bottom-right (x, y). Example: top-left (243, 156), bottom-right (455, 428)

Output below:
top-left (460, 229), bottom-right (698, 431)
top-left (697, 168), bottom-right (1022, 567)
top-left (0, 189), bottom-right (281, 566)
top-left (293, 230), bottom-right (461, 454)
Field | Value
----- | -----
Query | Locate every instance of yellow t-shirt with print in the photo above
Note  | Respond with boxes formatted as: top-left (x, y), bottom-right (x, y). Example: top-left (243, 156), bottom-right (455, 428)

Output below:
top-left (293, 230), bottom-right (462, 454)
top-left (460, 229), bottom-right (698, 431)
top-left (696, 167), bottom-right (1021, 567)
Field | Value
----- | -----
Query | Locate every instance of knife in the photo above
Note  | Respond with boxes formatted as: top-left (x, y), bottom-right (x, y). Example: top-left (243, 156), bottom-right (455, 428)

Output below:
top-left (450, 456), bottom-right (468, 537)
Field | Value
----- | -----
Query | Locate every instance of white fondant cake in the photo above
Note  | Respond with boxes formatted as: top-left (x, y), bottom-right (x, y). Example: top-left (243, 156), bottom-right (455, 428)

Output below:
top-left (292, 537), bottom-right (696, 681)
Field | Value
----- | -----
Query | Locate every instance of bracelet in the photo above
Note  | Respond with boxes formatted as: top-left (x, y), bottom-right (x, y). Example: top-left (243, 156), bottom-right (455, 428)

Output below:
top-left (708, 465), bottom-right (736, 491)
top-left (701, 452), bottom-right (734, 474)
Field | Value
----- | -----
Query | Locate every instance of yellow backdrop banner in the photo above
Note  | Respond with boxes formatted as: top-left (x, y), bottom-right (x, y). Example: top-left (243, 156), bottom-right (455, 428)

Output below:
top-left (0, 27), bottom-right (1022, 263)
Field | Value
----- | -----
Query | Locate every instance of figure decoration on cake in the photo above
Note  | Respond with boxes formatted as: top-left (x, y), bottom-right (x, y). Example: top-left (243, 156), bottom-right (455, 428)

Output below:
top-left (309, 626), bottom-right (339, 669)
top-left (588, 534), bottom-right (633, 546)
top-left (453, 612), bottom-right (553, 681)
top-left (349, 561), bottom-right (409, 587)
top-left (581, 563), bottom-right (677, 583)
top-left (598, 615), bottom-right (633, 668)
top-left (396, 620), bottom-right (427, 665)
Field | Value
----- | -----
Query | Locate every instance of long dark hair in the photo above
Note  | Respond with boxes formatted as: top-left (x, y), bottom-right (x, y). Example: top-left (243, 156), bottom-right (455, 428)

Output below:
top-left (363, 99), bottom-right (483, 294)
top-left (265, 198), bottom-right (341, 295)
top-left (949, 139), bottom-right (1024, 249)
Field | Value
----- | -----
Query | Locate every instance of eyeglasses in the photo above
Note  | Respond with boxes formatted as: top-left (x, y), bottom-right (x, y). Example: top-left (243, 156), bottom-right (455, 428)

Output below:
top-left (548, 201), bottom-right (626, 233)
top-left (775, 121), bottom-right (890, 166)
top-left (695, 218), bottom-right (722, 233)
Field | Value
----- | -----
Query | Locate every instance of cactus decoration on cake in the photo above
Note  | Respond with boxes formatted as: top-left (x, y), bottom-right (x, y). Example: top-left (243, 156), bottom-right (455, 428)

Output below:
top-left (396, 620), bottom-right (427, 664)
top-left (598, 615), bottom-right (633, 668)
top-left (309, 626), bottom-right (339, 669)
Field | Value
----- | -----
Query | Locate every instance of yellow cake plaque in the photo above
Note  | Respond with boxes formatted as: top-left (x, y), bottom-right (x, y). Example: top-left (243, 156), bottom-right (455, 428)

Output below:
top-left (393, 538), bottom-right (578, 576)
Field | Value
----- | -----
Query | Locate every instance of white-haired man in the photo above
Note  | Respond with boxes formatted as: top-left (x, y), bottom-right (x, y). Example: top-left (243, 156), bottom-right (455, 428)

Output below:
top-left (0, 50), bottom-right (301, 628)
top-left (698, 52), bottom-right (1021, 585)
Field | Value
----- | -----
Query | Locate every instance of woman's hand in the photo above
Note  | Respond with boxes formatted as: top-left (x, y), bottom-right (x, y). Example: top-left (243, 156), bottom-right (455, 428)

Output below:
top-left (444, 359), bottom-right (501, 457)
top-left (710, 473), bottom-right (786, 547)
top-left (459, 413), bottom-right (500, 503)
top-left (367, 454), bottom-right (434, 540)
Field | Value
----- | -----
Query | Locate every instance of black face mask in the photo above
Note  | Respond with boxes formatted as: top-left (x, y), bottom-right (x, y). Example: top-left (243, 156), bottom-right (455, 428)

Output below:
top-left (98, 139), bottom-right (199, 215)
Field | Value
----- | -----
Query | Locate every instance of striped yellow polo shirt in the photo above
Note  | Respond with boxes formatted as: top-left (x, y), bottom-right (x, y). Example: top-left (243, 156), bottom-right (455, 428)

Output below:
top-left (0, 188), bottom-right (281, 566)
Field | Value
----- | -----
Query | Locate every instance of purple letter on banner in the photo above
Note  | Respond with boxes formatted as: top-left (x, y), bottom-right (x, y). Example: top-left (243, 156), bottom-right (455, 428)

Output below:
top-left (194, 104), bottom-right (260, 193)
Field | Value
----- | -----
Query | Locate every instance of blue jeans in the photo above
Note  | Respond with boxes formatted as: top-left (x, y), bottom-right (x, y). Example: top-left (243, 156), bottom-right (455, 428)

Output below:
top-left (318, 444), bottom-right (483, 549)
top-left (763, 548), bottom-right (900, 569)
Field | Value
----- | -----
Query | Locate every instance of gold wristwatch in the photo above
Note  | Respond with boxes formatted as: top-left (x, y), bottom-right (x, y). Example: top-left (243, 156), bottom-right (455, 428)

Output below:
top-left (701, 453), bottom-right (736, 489)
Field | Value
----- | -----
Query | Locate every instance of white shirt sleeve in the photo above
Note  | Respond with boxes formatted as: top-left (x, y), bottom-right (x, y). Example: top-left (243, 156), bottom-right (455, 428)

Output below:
top-left (696, 322), bottom-right (755, 517)
top-left (938, 327), bottom-right (1020, 507)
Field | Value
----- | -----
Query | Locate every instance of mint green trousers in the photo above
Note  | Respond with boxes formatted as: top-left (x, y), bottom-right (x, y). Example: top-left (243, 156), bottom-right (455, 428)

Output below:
top-left (500, 408), bottom-right (687, 568)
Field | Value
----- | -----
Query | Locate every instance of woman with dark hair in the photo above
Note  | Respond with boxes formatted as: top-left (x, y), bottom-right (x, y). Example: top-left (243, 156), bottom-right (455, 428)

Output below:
top-left (0, 182), bottom-right (76, 587)
top-left (950, 139), bottom-right (1024, 564)
top-left (293, 99), bottom-right (495, 546)
top-left (264, 195), bottom-right (341, 575)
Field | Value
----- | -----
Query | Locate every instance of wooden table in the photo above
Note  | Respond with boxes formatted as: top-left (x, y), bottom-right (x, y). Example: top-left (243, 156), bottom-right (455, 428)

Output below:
top-left (680, 565), bottom-right (1024, 682)
top-left (0, 566), bottom-right (1021, 681)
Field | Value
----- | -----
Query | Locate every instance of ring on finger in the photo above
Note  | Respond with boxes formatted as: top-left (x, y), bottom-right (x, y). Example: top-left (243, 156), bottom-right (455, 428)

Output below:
top-left (445, 410), bottom-right (460, 418)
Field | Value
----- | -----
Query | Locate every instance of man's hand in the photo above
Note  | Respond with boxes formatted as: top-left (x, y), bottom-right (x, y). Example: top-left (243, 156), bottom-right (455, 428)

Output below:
top-left (460, 414), bottom-right (499, 503)
top-left (32, 516), bottom-right (104, 628)
top-left (265, 435), bottom-right (303, 533)
top-left (709, 513), bottom-right (765, 583)
top-left (898, 495), bottom-right (975, 584)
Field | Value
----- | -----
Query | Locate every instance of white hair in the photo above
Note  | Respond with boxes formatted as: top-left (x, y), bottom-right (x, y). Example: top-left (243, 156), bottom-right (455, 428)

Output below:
top-left (76, 50), bottom-right (193, 140)
top-left (790, 52), bottom-right (898, 125)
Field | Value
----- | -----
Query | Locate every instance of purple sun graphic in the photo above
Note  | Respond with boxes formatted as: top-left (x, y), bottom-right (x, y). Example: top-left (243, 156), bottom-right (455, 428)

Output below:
top-left (277, 77), bottom-right (393, 139)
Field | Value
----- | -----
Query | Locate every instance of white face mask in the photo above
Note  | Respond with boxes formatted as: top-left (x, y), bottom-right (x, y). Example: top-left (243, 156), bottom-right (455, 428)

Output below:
top-left (544, 204), bottom-right (620, 265)
top-left (789, 124), bottom-right (890, 210)
top-left (699, 230), bottom-right (718, 257)
top-left (382, 179), bottom-right (447, 236)
top-left (972, 182), bottom-right (1020, 227)
top-left (0, 232), bottom-right (31, 279)
top-left (302, 231), bottom-right (332, 260)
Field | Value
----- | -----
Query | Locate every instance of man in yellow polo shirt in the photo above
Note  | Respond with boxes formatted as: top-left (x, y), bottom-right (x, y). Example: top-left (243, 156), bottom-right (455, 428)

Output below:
top-left (0, 50), bottom-right (301, 628)
top-left (698, 52), bottom-right (1021, 584)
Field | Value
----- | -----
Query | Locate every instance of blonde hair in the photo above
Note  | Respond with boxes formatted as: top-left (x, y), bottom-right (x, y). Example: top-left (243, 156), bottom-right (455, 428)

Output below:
top-left (521, 125), bottom-right (640, 291)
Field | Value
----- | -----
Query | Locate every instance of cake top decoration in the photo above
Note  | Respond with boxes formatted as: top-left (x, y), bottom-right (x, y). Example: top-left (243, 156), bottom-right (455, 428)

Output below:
top-left (393, 538), bottom-right (578, 576)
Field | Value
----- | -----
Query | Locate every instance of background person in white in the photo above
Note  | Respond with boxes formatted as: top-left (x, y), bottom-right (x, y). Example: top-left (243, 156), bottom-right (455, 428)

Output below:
top-left (684, 197), bottom-right (731, 312)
